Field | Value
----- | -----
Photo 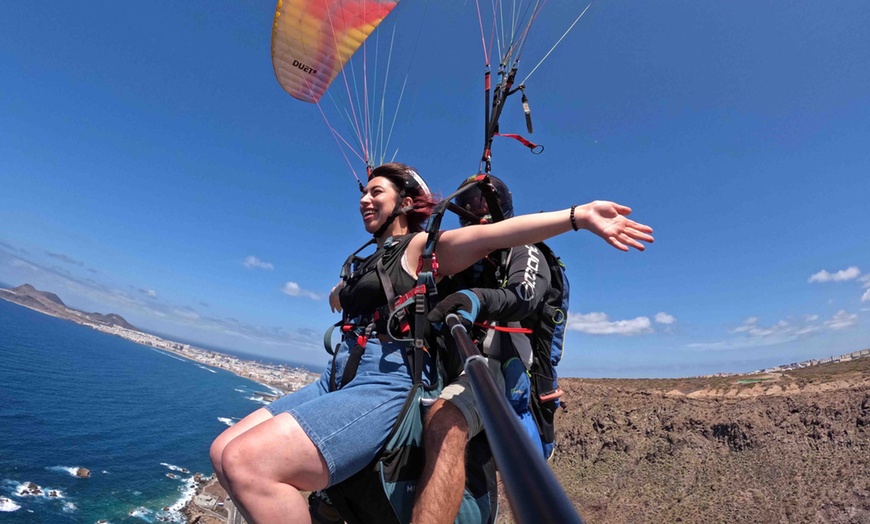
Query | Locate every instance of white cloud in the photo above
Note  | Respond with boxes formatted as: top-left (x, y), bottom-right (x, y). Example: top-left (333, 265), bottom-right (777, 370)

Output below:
top-left (808, 266), bottom-right (861, 283)
top-left (1, 247), bottom-right (325, 353)
top-left (654, 312), bottom-right (676, 325)
top-left (824, 310), bottom-right (858, 330)
top-left (690, 314), bottom-right (827, 351)
top-left (862, 289), bottom-right (870, 303)
top-left (9, 258), bottom-right (39, 271)
top-left (730, 317), bottom-right (790, 337)
top-left (47, 252), bottom-right (84, 266)
top-left (282, 281), bottom-right (322, 300)
top-left (171, 307), bottom-right (201, 321)
top-left (567, 312), bottom-right (652, 335)
top-left (243, 256), bottom-right (274, 270)
top-left (794, 325), bottom-right (822, 336)
top-left (730, 317), bottom-right (757, 333)
top-left (137, 288), bottom-right (158, 298)
top-left (718, 310), bottom-right (857, 344)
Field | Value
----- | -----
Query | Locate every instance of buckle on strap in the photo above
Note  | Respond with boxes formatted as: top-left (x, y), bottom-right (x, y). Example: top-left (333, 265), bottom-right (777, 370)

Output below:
top-left (416, 253), bottom-right (439, 276)
top-left (393, 284), bottom-right (428, 310)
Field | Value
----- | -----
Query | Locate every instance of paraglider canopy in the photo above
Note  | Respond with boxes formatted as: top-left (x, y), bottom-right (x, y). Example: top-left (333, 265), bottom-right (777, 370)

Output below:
top-left (272, 0), bottom-right (400, 103)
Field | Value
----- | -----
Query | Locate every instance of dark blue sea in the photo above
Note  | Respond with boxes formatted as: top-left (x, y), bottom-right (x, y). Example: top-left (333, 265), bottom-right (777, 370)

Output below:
top-left (0, 299), bottom-right (287, 522)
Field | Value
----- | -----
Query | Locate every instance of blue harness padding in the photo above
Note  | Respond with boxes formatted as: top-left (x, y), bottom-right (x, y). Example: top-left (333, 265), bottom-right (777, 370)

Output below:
top-left (502, 356), bottom-right (547, 459)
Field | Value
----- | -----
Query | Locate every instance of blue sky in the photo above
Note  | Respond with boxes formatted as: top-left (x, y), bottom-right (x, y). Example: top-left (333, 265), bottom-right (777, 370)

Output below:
top-left (2, 1), bottom-right (868, 378)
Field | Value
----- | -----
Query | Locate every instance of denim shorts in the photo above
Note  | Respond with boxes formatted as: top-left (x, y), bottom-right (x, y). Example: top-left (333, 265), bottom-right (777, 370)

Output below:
top-left (266, 336), bottom-right (432, 486)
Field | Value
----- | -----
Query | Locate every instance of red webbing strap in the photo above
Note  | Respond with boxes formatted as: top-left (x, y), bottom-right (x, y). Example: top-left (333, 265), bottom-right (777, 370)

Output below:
top-left (539, 389), bottom-right (564, 402)
top-left (473, 321), bottom-right (533, 334)
top-left (494, 132), bottom-right (540, 151)
top-left (394, 284), bottom-right (428, 311)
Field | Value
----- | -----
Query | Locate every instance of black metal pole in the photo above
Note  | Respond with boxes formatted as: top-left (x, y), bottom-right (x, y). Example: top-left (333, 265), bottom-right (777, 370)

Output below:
top-left (445, 315), bottom-right (584, 524)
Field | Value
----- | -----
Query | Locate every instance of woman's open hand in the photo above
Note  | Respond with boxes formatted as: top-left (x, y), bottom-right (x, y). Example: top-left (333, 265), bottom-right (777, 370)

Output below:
top-left (577, 201), bottom-right (654, 252)
top-left (329, 280), bottom-right (345, 313)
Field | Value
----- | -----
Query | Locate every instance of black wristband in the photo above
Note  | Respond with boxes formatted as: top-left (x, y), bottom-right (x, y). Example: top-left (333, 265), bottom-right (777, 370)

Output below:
top-left (570, 205), bottom-right (579, 231)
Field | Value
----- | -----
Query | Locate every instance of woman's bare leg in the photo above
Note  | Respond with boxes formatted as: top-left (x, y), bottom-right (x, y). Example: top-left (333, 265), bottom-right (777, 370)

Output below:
top-left (209, 407), bottom-right (274, 490)
top-left (220, 412), bottom-right (329, 523)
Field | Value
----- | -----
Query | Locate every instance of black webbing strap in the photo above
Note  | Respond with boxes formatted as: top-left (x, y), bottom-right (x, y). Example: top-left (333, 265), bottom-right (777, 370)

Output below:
top-left (522, 89), bottom-right (533, 133)
top-left (326, 319), bottom-right (383, 392)
top-left (377, 260), bottom-right (425, 374)
top-left (413, 277), bottom-right (428, 384)
top-left (479, 179), bottom-right (504, 223)
top-left (339, 238), bottom-right (376, 283)
top-left (376, 260), bottom-right (408, 330)
top-left (329, 353), bottom-right (339, 392)
top-left (337, 323), bottom-right (372, 391)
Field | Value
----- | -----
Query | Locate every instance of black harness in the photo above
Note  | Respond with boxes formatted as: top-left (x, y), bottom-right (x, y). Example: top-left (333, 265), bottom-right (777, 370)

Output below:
top-left (323, 236), bottom-right (433, 392)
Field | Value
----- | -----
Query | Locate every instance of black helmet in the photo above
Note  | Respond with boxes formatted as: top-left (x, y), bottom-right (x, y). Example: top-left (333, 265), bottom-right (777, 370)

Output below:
top-left (454, 174), bottom-right (513, 226)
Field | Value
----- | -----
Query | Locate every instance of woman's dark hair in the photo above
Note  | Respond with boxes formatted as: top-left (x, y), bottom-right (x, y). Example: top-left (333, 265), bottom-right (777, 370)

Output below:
top-left (369, 162), bottom-right (438, 232)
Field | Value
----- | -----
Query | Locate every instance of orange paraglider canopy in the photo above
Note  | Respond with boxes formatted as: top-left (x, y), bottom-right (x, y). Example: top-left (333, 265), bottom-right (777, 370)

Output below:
top-left (272, 0), bottom-right (399, 103)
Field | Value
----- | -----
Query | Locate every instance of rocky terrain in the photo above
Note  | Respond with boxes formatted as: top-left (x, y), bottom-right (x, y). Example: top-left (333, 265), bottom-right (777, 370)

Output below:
top-left (187, 355), bottom-right (870, 524)
top-left (522, 356), bottom-right (870, 524)
top-left (0, 283), bottom-right (137, 329)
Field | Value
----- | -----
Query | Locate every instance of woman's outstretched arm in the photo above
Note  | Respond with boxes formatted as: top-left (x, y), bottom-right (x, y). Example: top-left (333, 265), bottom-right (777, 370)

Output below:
top-left (412, 201), bottom-right (654, 277)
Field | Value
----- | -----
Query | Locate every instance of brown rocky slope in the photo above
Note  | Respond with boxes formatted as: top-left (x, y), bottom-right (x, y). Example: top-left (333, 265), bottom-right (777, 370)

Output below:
top-left (518, 357), bottom-right (870, 524)
top-left (187, 356), bottom-right (869, 523)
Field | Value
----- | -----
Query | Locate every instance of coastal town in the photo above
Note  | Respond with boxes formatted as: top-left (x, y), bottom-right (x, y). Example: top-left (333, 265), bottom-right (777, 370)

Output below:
top-left (0, 283), bottom-right (317, 522)
top-left (0, 284), bottom-right (319, 394)
top-left (698, 347), bottom-right (870, 378)
top-left (88, 322), bottom-right (319, 394)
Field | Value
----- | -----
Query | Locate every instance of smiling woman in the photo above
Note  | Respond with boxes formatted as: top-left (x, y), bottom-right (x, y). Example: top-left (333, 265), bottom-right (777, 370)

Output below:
top-left (210, 163), bottom-right (444, 523)
top-left (359, 163), bottom-right (436, 237)
top-left (208, 158), bottom-right (653, 522)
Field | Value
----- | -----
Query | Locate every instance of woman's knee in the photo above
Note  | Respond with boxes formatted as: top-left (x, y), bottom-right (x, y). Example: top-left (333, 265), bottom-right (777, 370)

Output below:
top-left (219, 414), bottom-right (329, 491)
top-left (209, 408), bottom-right (274, 475)
top-left (219, 437), bottom-right (262, 490)
top-left (209, 434), bottom-right (228, 473)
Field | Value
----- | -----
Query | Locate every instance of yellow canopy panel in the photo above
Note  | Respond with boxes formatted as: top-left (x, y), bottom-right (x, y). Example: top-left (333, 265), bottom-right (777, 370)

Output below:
top-left (272, 0), bottom-right (399, 103)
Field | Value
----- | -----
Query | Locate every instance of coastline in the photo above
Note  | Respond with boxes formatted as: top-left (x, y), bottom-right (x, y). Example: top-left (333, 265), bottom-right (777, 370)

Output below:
top-left (72, 319), bottom-right (320, 521)
top-left (182, 475), bottom-right (230, 524)
top-left (0, 290), bottom-right (320, 394)
top-left (0, 291), bottom-right (321, 522)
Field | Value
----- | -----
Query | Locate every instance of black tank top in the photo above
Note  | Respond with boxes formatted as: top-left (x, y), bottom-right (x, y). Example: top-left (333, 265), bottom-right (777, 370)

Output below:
top-left (339, 234), bottom-right (418, 319)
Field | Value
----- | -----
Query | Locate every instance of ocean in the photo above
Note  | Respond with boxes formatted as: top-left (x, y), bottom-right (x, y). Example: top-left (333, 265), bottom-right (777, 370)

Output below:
top-left (0, 299), bottom-right (286, 522)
